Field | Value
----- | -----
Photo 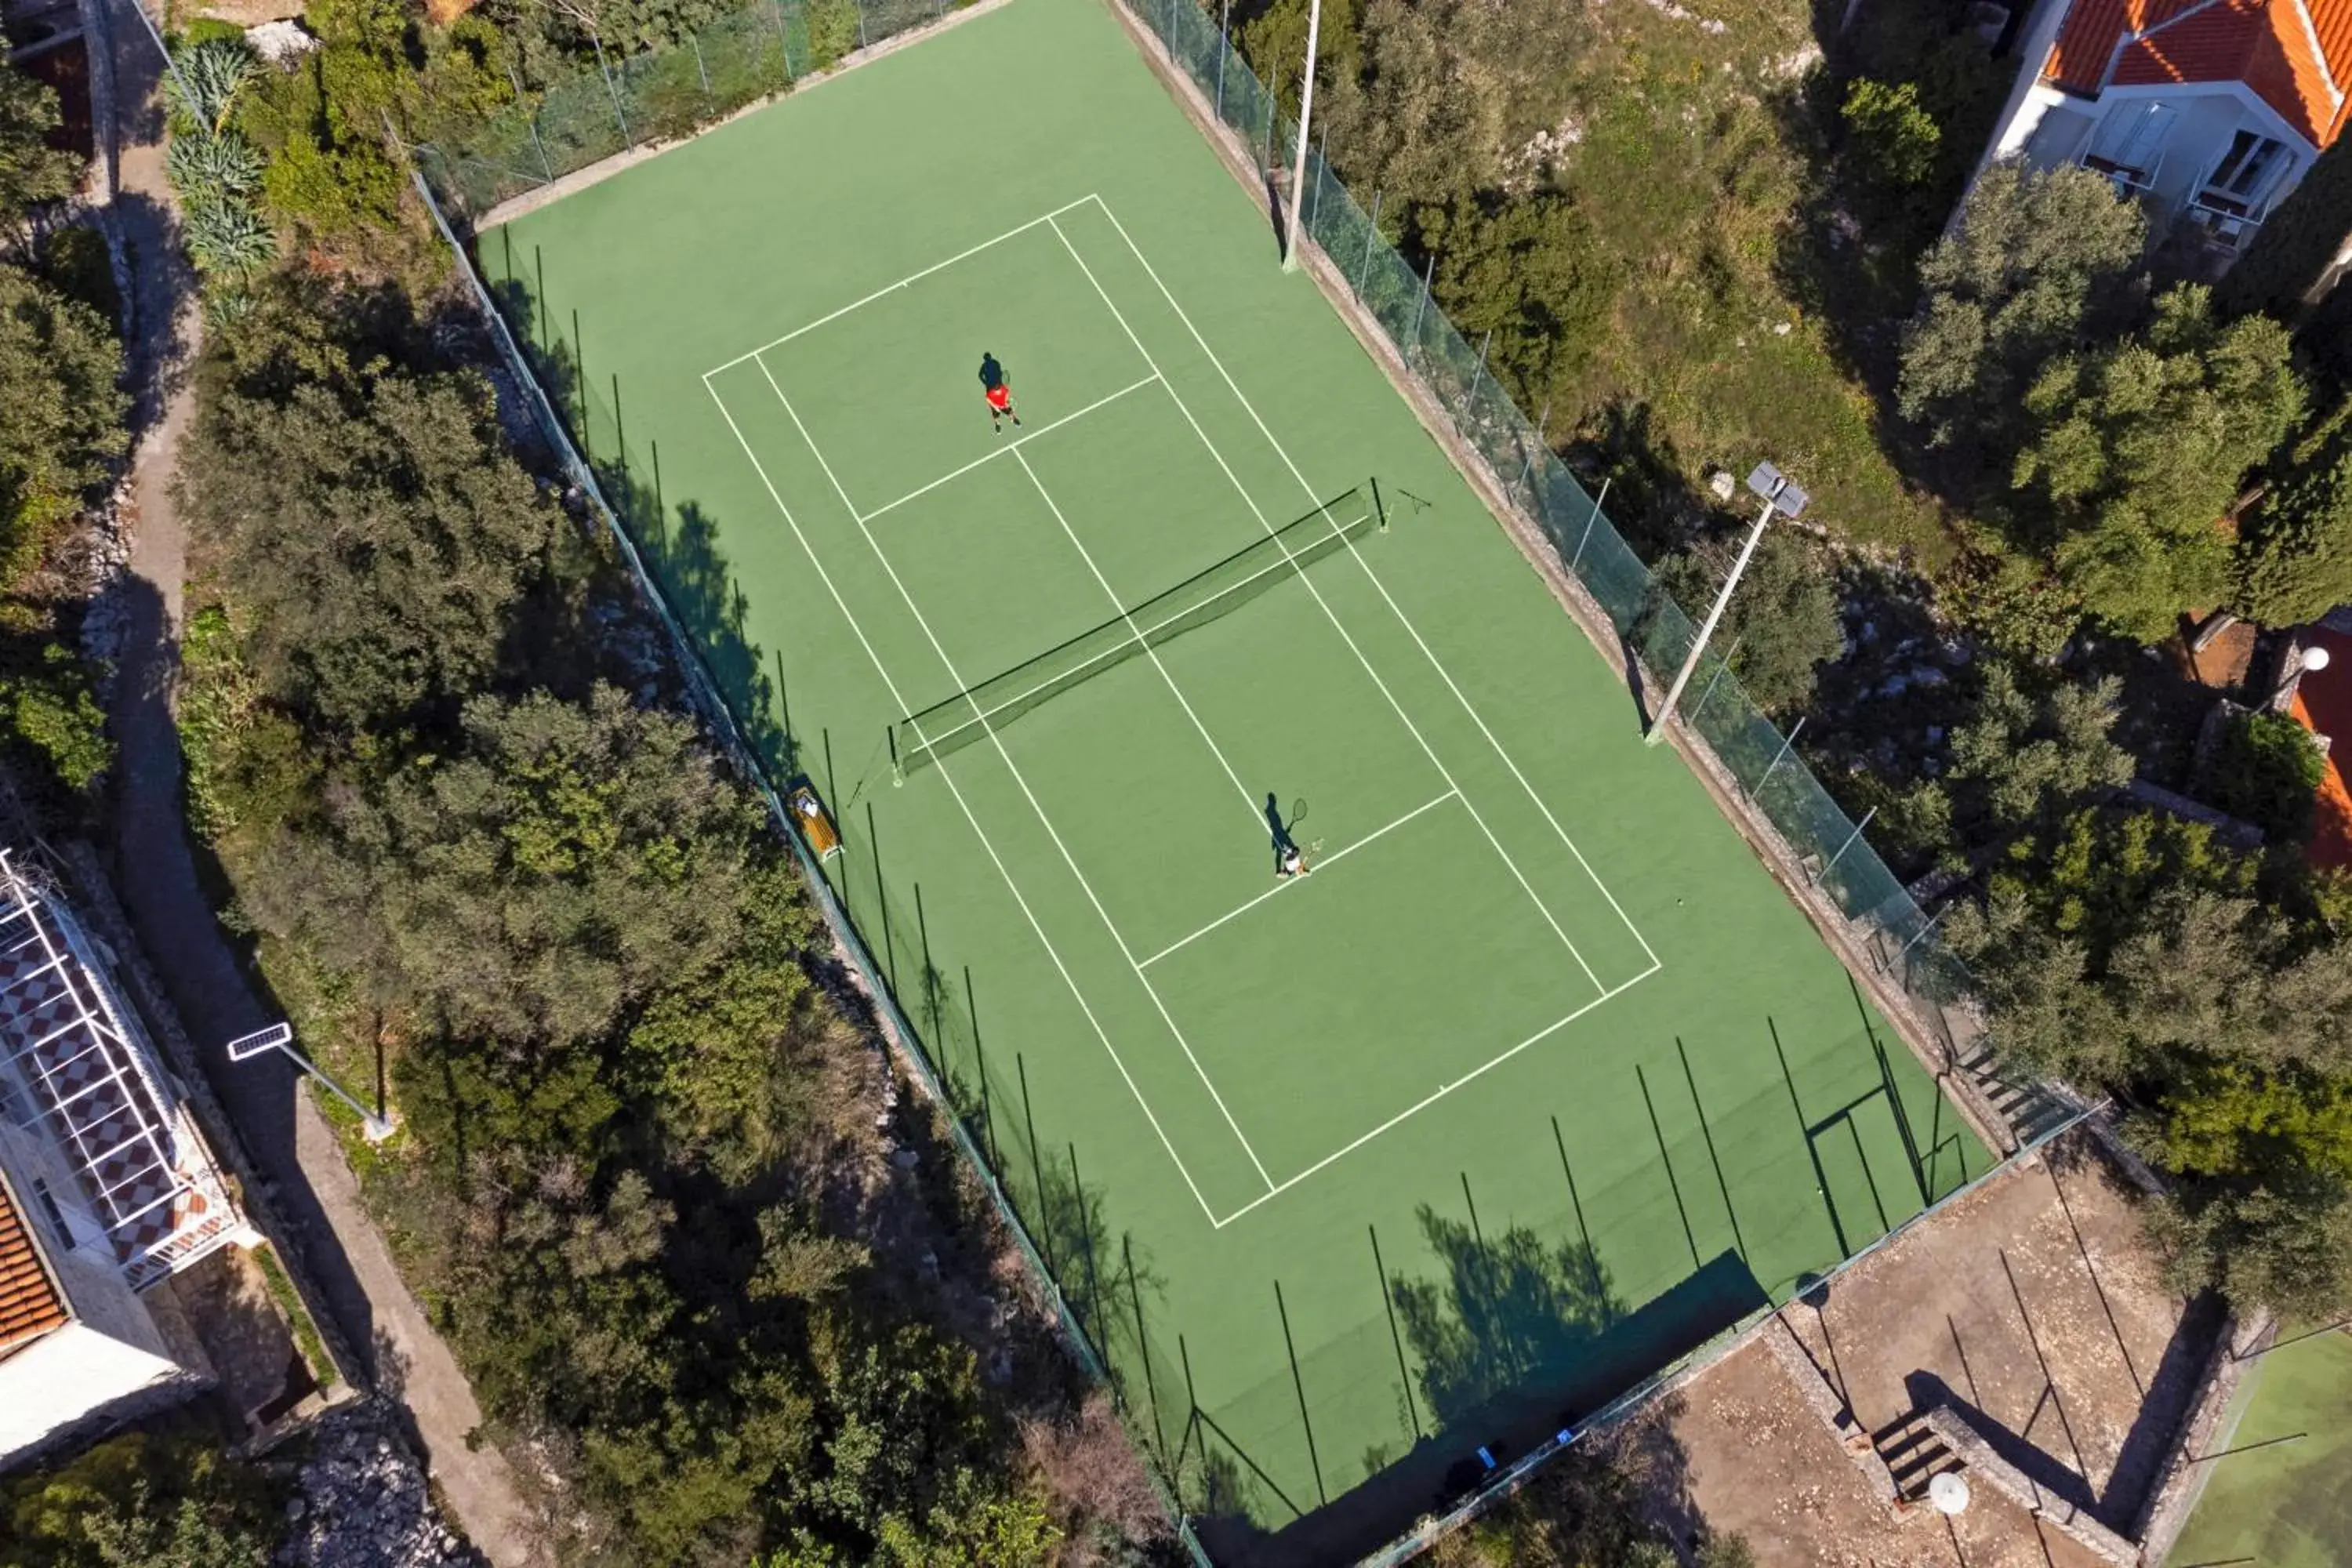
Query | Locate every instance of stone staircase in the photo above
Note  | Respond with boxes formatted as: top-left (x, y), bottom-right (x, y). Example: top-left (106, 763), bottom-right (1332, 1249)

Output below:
top-left (1958, 1047), bottom-right (2078, 1150)
top-left (1873, 1409), bottom-right (1960, 1504)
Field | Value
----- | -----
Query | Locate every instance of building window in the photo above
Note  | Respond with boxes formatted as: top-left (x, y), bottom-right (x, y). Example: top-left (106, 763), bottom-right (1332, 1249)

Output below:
top-left (29, 1177), bottom-right (73, 1248)
top-left (2089, 101), bottom-right (2177, 172)
top-left (2209, 129), bottom-right (2288, 199)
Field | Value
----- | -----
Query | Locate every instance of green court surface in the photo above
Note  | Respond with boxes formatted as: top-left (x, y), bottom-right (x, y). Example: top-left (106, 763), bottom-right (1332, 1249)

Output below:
top-left (2169, 1326), bottom-right (2352, 1568)
top-left (484, 0), bottom-right (1990, 1552)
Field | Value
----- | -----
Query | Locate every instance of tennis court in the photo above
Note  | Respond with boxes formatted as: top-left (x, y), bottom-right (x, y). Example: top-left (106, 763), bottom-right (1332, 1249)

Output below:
top-left (480, 0), bottom-right (1990, 1552)
top-left (2169, 1323), bottom-right (2352, 1568)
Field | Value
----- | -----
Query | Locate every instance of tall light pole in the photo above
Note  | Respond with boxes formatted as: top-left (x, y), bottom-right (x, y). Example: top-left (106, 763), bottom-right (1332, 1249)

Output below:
top-left (1280, 0), bottom-right (1323, 270)
top-left (225, 1024), bottom-right (397, 1141)
top-left (1647, 461), bottom-right (1807, 746)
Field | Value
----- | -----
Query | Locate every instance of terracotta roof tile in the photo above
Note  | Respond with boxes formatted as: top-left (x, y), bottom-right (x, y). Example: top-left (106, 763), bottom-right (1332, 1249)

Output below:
top-left (0, 1178), bottom-right (67, 1359)
top-left (2044, 0), bottom-right (2352, 149)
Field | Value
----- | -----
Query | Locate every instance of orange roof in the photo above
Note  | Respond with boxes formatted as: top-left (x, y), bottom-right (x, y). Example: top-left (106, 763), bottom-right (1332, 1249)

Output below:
top-left (2045, 0), bottom-right (2352, 147)
top-left (0, 1177), bottom-right (67, 1359)
top-left (2292, 626), bottom-right (2352, 872)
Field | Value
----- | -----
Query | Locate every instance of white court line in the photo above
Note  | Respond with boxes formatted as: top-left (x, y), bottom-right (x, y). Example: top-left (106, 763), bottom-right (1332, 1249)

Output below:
top-left (1087, 195), bottom-right (1662, 974)
top-left (1138, 789), bottom-right (1458, 969)
top-left (859, 373), bottom-right (1160, 522)
top-left (700, 372), bottom-right (1226, 1226)
top-left (1011, 446), bottom-right (1261, 826)
top-left (1211, 961), bottom-right (1664, 1231)
top-left (704, 195), bottom-right (1098, 379)
top-left (1046, 214), bottom-right (1605, 996)
top-left (752, 358), bottom-right (1281, 1193)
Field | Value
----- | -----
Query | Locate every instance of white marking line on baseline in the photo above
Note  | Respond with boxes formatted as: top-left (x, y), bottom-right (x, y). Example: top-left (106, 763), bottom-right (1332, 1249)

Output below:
top-left (700, 372), bottom-right (1226, 1226)
top-left (1045, 212), bottom-right (1605, 996)
top-left (858, 373), bottom-right (1161, 522)
top-left (704, 194), bottom-right (1099, 379)
top-left (752, 358), bottom-right (1281, 1194)
top-left (1011, 446), bottom-right (1260, 826)
top-left (1138, 789), bottom-right (1458, 969)
top-left (1210, 962), bottom-right (1664, 1231)
top-left (1087, 196), bottom-right (1663, 975)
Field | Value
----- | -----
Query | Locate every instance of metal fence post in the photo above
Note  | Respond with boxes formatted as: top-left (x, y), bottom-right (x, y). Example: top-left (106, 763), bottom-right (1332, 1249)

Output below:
top-left (1261, 52), bottom-right (1282, 171)
top-left (1750, 715), bottom-right (1805, 801)
top-left (1310, 131), bottom-right (1327, 238)
top-left (1690, 637), bottom-right (1739, 728)
top-left (1570, 475), bottom-right (1609, 572)
top-left (1163, 0), bottom-right (1174, 57)
top-left (1814, 806), bottom-right (1878, 888)
top-left (1216, 0), bottom-right (1229, 122)
top-left (1407, 252), bottom-right (1432, 358)
top-left (1356, 188), bottom-right (1381, 296)
top-left (591, 34), bottom-right (633, 148)
top-left (507, 57), bottom-right (555, 183)
top-left (773, 0), bottom-right (793, 77)
top-left (1465, 329), bottom-right (1492, 423)
top-left (1515, 400), bottom-right (1549, 500)
top-left (691, 31), bottom-right (711, 96)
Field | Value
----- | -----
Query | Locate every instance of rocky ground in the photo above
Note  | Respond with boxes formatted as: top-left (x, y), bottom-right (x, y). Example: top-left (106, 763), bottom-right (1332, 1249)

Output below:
top-left (277, 1404), bottom-right (485, 1568)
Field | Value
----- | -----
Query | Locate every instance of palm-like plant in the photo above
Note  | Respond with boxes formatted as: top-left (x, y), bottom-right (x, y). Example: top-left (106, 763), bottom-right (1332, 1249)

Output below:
top-left (164, 129), bottom-right (263, 205)
top-left (167, 38), bottom-right (258, 136)
top-left (181, 195), bottom-right (276, 278)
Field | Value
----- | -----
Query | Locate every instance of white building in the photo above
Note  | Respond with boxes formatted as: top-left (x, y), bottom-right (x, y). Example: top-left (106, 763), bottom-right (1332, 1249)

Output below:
top-left (0, 852), bottom-right (257, 1468)
top-left (1979, 0), bottom-right (2352, 271)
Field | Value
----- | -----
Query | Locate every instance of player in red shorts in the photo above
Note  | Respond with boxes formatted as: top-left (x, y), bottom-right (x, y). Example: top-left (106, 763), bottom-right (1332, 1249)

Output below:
top-left (978, 351), bottom-right (1021, 433)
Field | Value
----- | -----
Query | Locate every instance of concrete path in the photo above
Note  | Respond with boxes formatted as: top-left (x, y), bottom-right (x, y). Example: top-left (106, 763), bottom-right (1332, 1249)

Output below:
top-left (91, 4), bottom-right (540, 1562)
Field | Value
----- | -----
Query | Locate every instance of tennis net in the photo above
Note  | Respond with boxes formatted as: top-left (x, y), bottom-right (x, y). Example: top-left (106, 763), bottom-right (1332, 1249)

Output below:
top-left (893, 488), bottom-right (1378, 778)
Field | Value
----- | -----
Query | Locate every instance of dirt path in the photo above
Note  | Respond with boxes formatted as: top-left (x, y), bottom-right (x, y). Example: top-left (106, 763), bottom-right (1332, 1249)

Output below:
top-left (93, 4), bottom-right (540, 1562)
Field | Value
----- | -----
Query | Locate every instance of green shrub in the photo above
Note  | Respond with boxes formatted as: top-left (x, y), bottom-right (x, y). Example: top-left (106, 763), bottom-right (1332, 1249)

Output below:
top-left (31, 225), bottom-right (118, 325)
top-left (2209, 709), bottom-right (2328, 843)
top-left (806, 0), bottom-right (859, 68)
top-left (0, 641), bottom-right (112, 793)
top-left (1842, 78), bottom-right (1940, 194)
top-left (179, 16), bottom-right (250, 46)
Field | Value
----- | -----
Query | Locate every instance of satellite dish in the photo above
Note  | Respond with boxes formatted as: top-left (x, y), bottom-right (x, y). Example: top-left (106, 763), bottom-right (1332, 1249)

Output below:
top-left (1929, 1471), bottom-right (1971, 1515)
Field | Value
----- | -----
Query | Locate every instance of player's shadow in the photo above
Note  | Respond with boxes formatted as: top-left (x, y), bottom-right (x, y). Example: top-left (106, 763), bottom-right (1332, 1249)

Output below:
top-left (1264, 792), bottom-right (1303, 871)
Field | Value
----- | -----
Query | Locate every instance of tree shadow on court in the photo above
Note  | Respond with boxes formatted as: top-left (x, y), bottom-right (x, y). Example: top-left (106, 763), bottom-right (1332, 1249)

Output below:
top-left (1390, 1203), bottom-right (1627, 1431)
top-left (1184, 1192), bottom-right (1766, 1566)
top-left (480, 268), bottom-right (796, 783)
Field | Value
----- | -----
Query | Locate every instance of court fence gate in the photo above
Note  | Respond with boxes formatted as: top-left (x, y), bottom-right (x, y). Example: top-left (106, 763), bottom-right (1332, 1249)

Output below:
top-left (390, 0), bottom-right (2081, 1559)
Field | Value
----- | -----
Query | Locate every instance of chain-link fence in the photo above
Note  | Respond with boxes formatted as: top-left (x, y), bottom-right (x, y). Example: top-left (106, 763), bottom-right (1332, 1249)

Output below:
top-left (412, 0), bottom-right (975, 219)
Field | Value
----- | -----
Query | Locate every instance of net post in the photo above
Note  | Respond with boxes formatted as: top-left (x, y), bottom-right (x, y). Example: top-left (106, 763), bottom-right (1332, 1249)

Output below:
top-left (1370, 476), bottom-right (1388, 533)
top-left (888, 724), bottom-right (903, 786)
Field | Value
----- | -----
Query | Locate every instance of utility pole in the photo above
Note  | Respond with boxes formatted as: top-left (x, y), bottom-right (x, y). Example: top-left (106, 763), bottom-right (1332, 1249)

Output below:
top-left (1647, 461), bottom-right (1806, 746)
top-left (1281, 0), bottom-right (1323, 270)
